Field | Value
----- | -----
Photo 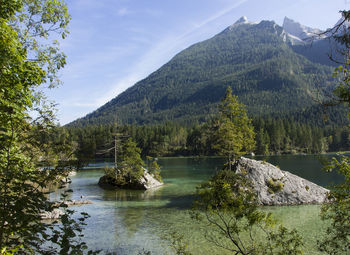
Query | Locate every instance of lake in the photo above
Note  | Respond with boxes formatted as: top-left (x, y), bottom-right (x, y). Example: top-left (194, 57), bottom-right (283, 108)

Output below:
top-left (64, 155), bottom-right (343, 254)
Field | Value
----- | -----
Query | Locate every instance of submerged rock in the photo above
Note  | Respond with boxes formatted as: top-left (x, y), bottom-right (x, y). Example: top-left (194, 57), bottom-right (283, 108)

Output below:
top-left (40, 208), bottom-right (64, 219)
top-left (235, 157), bottom-right (329, 205)
top-left (65, 200), bottom-right (92, 205)
top-left (98, 169), bottom-right (163, 190)
top-left (54, 200), bottom-right (93, 206)
top-left (41, 200), bottom-right (93, 219)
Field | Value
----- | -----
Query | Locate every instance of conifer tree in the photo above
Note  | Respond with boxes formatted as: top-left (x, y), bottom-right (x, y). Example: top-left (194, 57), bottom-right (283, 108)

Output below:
top-left (213, 86), bottom-right (255, 169)
top-left (119, 138), bottom-right (145, 181)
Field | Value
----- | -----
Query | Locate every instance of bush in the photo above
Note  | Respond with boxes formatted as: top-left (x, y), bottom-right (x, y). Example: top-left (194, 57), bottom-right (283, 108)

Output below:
top-left (266, 178), bottom-right (284, 194)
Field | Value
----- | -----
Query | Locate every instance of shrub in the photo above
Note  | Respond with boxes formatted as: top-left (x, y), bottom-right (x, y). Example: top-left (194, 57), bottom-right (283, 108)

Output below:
top-left (266, 178), bottom-right (284, 194)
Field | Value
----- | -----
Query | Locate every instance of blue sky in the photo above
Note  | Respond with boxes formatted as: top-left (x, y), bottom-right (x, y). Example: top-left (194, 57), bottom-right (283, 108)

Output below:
top-left (46, 0), bottom-right (350, 125)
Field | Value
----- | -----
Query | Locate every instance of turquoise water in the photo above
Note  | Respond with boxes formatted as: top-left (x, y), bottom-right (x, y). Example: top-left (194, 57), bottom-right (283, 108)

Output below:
top-left (65, 156), bottom-right (342, 254)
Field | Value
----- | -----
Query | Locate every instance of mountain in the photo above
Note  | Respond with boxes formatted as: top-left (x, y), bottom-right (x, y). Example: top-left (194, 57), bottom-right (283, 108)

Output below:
top-left (282, 17), bottom-right (323, 43)
top-left (69, 17), bottom-right (342, 127)
top-left (283, 16), bottom-right (342, 67)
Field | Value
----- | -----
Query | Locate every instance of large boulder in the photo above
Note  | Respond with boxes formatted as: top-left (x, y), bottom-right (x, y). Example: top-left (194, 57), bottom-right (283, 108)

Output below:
top-left (98, 169), bottom-right (163, 190)
top-left (235, 157), bottom-right (329, 205)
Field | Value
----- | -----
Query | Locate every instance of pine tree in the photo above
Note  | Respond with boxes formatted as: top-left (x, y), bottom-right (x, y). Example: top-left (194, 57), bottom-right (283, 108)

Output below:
top-left (213, 86), bottom-right (255, 169)
top-left (119, 138), bottom-right (145, 181)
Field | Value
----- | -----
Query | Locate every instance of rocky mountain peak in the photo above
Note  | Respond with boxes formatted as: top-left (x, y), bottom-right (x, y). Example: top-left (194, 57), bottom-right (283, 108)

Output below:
top-left (234, 16), bottom-right (248, 24)
top-left (283, 16), bottom-right (322, 40)
top-left (227, 16), bottom-right (257, 31)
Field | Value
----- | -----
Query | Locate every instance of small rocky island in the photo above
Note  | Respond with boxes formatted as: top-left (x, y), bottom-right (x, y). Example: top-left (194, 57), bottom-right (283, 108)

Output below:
top-left (98, 138), bottom-right (164, 190)
top-left (98, 167), bottom-right (164, 190)
top-left (235, 157), bottom-right (329, 205)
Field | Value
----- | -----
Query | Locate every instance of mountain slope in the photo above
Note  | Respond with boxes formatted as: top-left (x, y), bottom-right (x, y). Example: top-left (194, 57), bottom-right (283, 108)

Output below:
top-left (69, 18), bottom-right (337, 127)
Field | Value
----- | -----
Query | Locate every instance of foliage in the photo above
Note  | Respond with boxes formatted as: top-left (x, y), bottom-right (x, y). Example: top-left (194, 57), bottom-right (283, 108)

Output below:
top-left (0, 246), bottom-right (19, 255)
top-left (318, 155), bottom-right (350, 254)
top-left (213, 86), bottom-right (255, 168)
top-left (332, 58), bottom-right (350, 108)
top-left (7, 0), bottom-right (70, 88)
top-left (0, 0), bottom-right (96, 253)
top-left (103, 138), bottom-right (146, 187)
top-left (146, 156), bottom-right (162, 182)
top-left (168, 232), bottom-right (192, 255)
top-left (320, 10), bottom-right (350, 109)
top-left (266, 178), bottom-right (284, 194)
top-left (317, 10), bottom-right (350, 255)
top-left (118, 138), bottom-right (145, 181)
top-left (192, 169), bottom-right (304, 255)
top-left (104, 165), bottom-right (118, 179)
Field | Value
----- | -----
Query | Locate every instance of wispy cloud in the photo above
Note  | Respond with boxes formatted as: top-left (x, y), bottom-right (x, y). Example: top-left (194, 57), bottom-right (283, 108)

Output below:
top-left (66, 102), bottom-right (100, 108)
top-left (142, 8), bottom-right (163, 17)
top-left (179, 0), bottom-right (249, 39)
top-left (70, 0), bottom-right (107, 11)
top-left (95, 74), bottom-right (142, 106)
top-left (58, 0), bottom-right (251, 124)
top-left (92, 0), bottom-right (250, 107)
top-left (117, 7), bottom-right (130, 16)
top-left (115, 6), bottom-right (162, 18)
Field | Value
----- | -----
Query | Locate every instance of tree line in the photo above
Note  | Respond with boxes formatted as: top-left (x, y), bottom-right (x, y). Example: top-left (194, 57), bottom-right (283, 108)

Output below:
top-left (55, 116), bottom-right (350, 167)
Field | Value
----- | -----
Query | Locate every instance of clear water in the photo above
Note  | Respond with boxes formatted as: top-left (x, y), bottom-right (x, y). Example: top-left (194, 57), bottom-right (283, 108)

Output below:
top-left (65, 155), bottom-right (342, 255)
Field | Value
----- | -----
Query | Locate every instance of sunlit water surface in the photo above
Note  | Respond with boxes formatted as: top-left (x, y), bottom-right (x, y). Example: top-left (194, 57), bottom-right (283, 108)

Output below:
top-left (61, 155), bottom-right (343, 254)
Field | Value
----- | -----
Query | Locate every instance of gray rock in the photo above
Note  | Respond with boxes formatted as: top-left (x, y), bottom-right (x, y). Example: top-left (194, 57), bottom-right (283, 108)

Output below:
top-left (283, 17), bottom-right (323, 41)
top-left (41, 200), bottom-right (92, 220)
top-left (235, 157), bottom-right (329, 205)
top-left (40, 208), bottom-right (64, 219)
top-left (57, 200), bottom-right (92, 206)
top-left (140, 171), bottom-right (164, 189)
top-left (68, 171), bottom-right (77, 177)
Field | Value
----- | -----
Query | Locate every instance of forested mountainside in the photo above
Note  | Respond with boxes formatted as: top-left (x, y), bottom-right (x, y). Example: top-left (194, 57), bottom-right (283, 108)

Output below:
top-left (69, 17), bottom-right (344, 127)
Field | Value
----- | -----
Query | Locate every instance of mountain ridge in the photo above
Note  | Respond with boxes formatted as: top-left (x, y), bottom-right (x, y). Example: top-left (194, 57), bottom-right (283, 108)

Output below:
top-left (68, 17), bottom-right (341, 127)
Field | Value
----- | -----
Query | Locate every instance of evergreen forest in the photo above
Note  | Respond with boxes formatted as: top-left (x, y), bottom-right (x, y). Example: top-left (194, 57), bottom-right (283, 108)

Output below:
top-left (48, 117), bottom-right (350, 167)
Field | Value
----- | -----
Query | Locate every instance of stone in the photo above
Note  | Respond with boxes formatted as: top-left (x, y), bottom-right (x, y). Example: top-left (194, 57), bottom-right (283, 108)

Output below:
top-left (54, 200), bottom-right (93, 206)
top-left (68, 171), bottom-right (77, 177)
top-left (40, 208), bottom-right (64, 219)
top-left (140, 171), bottom-right (164, 189)
top-left (235, 157), bottom-right (329, 205)
top-left (41, 200), bottom-right (92, 220)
